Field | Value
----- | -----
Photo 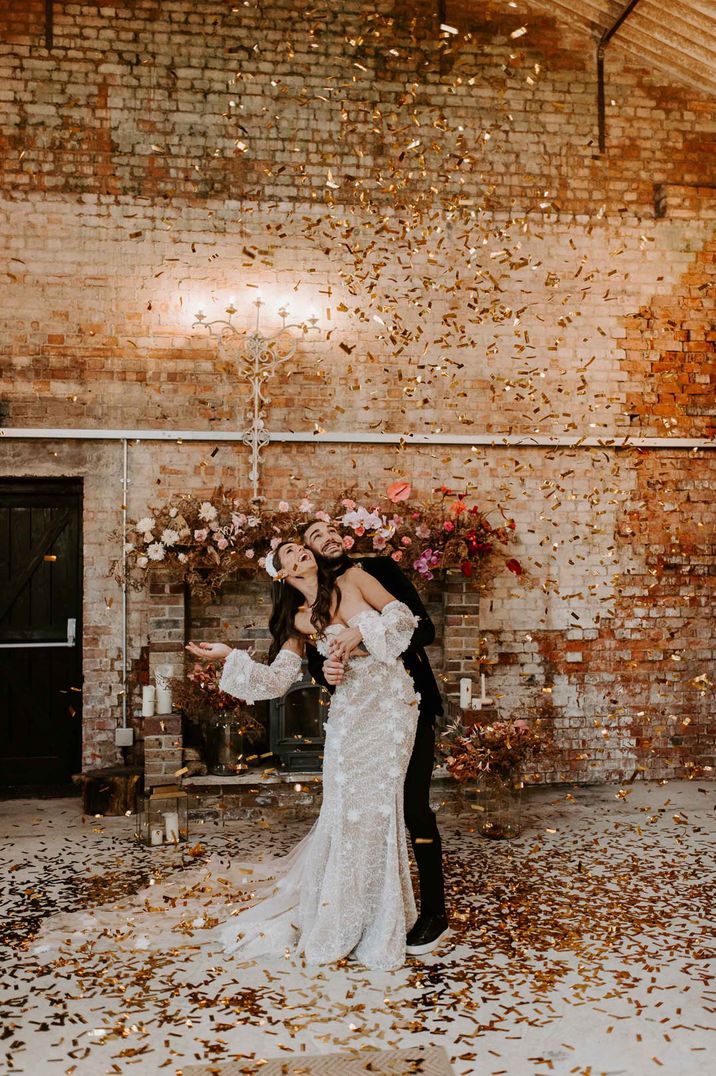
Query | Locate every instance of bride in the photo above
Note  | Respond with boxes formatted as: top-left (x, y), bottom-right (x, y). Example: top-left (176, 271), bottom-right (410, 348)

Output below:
top-left (34, 538), bottom-right (424, 973)
top-left (183, 538), bottom-right (423, 970)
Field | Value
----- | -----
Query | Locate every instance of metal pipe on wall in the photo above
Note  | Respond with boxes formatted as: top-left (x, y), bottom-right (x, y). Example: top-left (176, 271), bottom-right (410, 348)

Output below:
top-left (1, 427), bottom-right (712, 450)
top-left (121, 438), bottom-right (128, 730)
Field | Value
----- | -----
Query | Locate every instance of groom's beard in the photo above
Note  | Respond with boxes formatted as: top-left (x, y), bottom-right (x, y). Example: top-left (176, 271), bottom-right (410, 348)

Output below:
top-left (316, 551), bottom-right (351, 574)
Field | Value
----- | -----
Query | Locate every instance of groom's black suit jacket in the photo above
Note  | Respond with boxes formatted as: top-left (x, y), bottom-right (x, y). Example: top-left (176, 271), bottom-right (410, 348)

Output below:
top-left (305, 556), bottom-right (443, 726)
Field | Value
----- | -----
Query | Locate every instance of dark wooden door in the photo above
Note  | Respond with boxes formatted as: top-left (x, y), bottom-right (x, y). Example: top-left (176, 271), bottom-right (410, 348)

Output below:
top-left (0, 479), bottom-right (82, 788)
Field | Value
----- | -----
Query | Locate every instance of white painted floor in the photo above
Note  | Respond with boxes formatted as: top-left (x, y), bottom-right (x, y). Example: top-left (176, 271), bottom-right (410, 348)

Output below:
top-left (1, 780), bottom-right (714, 1076)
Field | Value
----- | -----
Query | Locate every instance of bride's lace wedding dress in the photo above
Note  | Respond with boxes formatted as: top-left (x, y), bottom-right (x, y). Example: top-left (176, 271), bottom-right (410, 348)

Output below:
top-left (34, 600), bottom-right (421, 971)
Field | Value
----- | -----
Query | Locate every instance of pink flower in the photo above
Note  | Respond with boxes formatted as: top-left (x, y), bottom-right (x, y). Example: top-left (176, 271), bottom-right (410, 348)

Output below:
top-left (278, 501), bottom-right (290, 512)
top-left (372, 535), bottom-right (387, 550)
top-left (343, 536), bottom-right (355, 550)
top-left (401, 536), bottom-right (412, 546)
top-left (513, 719), bottom-right (528, 731)
top-left (299, 498), bottom-right (314, 513)
top-left (443, 520), bottom-right (455, 533)
top-left (354, 525), bottom-right (365, 537)
top-left (245, 548), bottom-right (255, 559)
top-left (315, 510), bottom-right (331, 522)
top-left (391, 550), bottom-right (403, 562)
top-left (194, 528), bottom-right (209, 542)
top-left (270, 536), bottom-right (281, 550)
top-left (216, 536), bottom-right (229, 550)
top-left (416, 523), bottom-right (431, 539)
top-left (387, 481), bottom-right (411, 503)
top-left (342, 498), bottom-right (356, 510)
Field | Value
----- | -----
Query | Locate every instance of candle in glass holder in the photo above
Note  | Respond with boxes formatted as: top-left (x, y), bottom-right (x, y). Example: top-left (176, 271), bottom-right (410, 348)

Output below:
top-left (480, 673), bottom-right (487, 701)
top-left (164, 811), bottom-right (179, 843)
top-left (459, 677), bottom-right (472, 709)
top-left (150, 825), bottom-right (163, 846)
top-left (142, 685), bottom-right (155, 717)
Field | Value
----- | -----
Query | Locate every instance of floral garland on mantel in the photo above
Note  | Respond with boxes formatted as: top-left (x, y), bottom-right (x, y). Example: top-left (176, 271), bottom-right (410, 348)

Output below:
top-left (116, 483), bottom-right (523, 599)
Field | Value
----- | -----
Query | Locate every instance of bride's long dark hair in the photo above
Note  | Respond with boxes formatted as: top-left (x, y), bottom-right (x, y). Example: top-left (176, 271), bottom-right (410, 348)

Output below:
top-left (267, 540), bottom-right (341, 661)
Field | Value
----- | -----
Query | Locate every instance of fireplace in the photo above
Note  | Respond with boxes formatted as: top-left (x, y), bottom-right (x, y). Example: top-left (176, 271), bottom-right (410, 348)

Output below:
top-left (269, 662), bottom-right (329, 771)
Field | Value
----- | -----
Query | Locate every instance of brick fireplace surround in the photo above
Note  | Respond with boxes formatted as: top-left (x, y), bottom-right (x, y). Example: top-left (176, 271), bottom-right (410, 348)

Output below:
top-left (142, 570), bottom-right (484, 789)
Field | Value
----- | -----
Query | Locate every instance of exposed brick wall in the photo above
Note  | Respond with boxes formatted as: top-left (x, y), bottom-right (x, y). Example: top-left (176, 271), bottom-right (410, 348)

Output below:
top-left (1, 1), bottom-right (713, 210)
top-left (0, 0), bottom-right (713, 782)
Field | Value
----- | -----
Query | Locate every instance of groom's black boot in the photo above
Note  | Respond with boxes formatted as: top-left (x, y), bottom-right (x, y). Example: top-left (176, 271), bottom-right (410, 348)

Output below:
top-left (406, 912), bottom-right (450, 956)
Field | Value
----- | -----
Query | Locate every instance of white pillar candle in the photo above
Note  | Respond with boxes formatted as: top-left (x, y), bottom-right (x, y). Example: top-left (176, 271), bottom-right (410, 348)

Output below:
top-left (480, 673), bottom-right (487, 701)
top-left (164, 811), bottom-right (180, 843)
top-left (156, 686), bottom-right (172, 714)
top-left (141, 685), bottom-right (156, 717)
top-left (150, 825), bottom-right (164, 846)
top-left (459, 677), bottom-right (472, 709)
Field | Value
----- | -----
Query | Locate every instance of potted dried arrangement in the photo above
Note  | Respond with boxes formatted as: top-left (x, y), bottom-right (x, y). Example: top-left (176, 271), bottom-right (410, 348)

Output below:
top-left (171, 662), bottom-right (265, 777)
top-left (438, 717), bottom-right (546, 839)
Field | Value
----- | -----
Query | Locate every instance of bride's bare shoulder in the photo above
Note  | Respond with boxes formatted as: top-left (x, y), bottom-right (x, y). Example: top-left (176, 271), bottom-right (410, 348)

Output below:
top-left (341, 563), bottom-right (365, 580)
top-left (337, 564), bottom-right (365, 589)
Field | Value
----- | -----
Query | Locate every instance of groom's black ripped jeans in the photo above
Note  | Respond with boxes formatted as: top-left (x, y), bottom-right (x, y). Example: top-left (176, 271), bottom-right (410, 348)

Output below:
top-left (404, 719), bottom-right (446, 918)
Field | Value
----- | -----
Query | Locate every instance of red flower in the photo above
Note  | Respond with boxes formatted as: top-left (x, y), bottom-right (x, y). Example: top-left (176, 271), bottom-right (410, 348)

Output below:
top-left (451, 500), bottom-right (467, 516)
top-left (460, 559), bottom-right (473, 577)
top-left (505, 558), bottom-right (523, 575)
top-left (443, 520), bottom-right (455, 533)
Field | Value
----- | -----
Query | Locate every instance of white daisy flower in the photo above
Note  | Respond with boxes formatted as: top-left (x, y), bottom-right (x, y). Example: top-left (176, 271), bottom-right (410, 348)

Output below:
top-left (135, 516), bottom-right (155, 534)
top-left (198, 501), bottom-right (217, 522)
top-left (161, 528), bottom-right (180, 547)
top-left (146, 542), bottom-right (166, 561)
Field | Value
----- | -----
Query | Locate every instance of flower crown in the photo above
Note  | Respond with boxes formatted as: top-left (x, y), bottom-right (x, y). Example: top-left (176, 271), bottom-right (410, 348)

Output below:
top-left (264, 550), bottom-right (283, 581)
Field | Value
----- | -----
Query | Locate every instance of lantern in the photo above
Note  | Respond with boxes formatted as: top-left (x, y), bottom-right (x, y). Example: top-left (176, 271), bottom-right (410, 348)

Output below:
top-left (136, 784), bottom-right (189, 847)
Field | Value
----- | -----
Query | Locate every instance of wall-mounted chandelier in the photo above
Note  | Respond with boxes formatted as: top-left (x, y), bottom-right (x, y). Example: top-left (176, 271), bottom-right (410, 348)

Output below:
top-left (194, 298), bottom-right (319, 500)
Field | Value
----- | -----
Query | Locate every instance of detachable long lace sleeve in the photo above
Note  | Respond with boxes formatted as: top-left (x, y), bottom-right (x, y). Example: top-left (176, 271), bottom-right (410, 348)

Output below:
top-left (219, 647), bottom-right (303, 704)
top-left (348, 599), bottom-right (419, 664)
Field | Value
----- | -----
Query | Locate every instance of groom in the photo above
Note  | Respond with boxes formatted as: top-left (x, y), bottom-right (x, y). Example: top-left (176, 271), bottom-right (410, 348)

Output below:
top-left (302, 519), bottom-right (448, 955)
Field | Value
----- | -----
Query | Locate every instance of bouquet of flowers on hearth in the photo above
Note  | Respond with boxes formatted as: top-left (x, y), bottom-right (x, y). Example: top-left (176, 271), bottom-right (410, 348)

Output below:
top-left (438, 716), bottom-right (546, 785)
top-left (170, 661), bottom-right (264, 739)
top-left (115, 482), bottom-right (522, 597)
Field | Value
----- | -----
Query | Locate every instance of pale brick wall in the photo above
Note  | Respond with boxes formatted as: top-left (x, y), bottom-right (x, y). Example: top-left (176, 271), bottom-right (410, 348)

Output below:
top-left (0, 0), bottom-right (713, 781)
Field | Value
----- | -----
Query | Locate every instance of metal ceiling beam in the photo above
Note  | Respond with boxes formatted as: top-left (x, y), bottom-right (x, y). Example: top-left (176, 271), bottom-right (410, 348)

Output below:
top-left (598, 0), bottom-right (643, 153)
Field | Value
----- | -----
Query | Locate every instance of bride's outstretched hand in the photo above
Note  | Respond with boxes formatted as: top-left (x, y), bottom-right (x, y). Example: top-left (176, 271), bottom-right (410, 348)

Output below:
top-left (185, 641), bottom-right (232, 661)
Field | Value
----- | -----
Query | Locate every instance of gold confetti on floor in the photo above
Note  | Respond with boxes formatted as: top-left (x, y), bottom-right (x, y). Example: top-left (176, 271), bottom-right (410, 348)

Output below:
top-left (1, 782), bottom-right (714, 1075)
